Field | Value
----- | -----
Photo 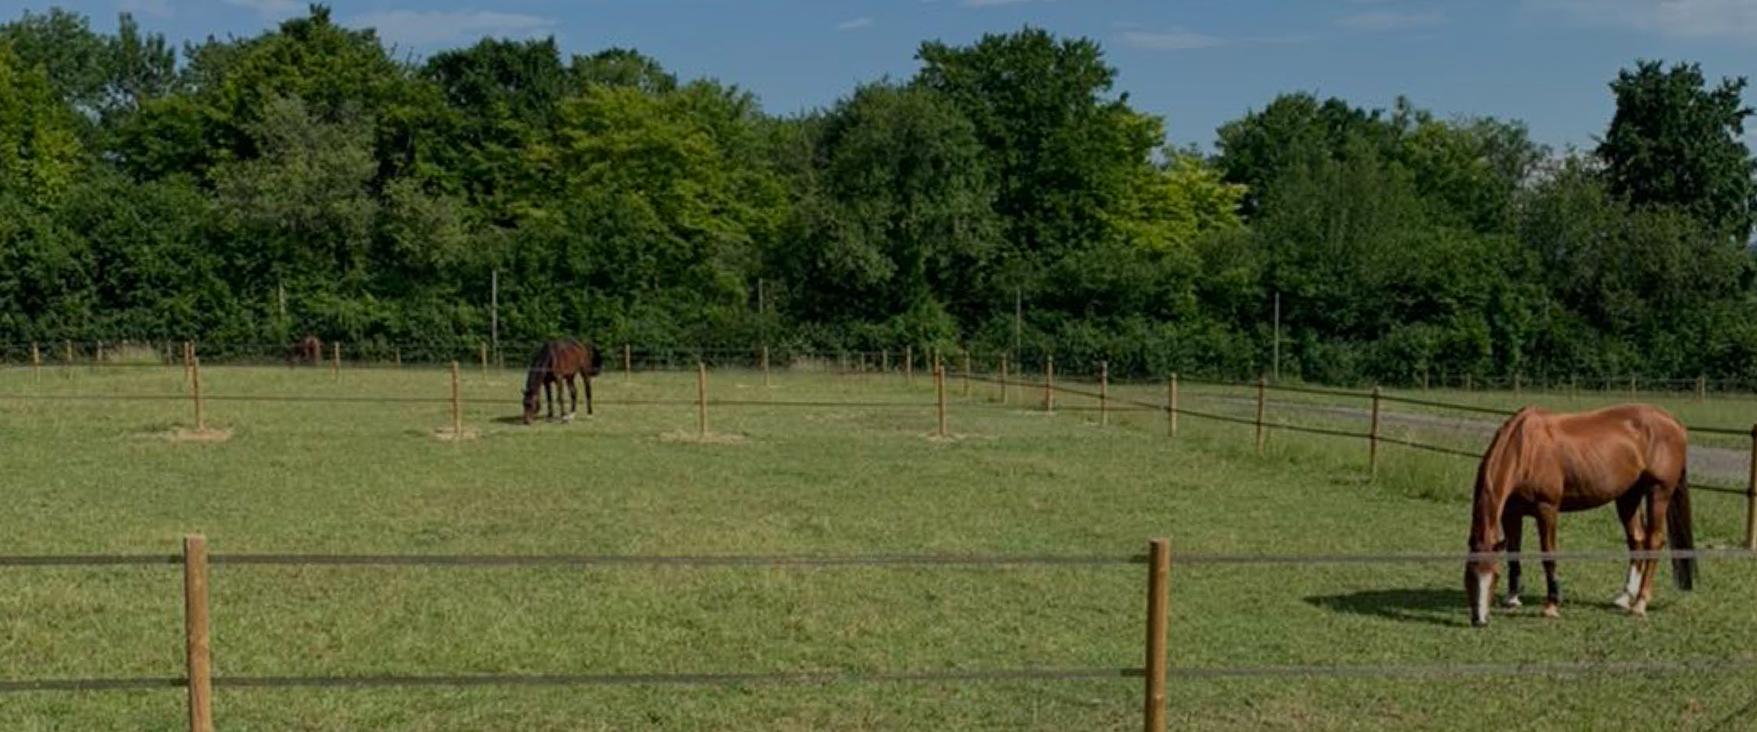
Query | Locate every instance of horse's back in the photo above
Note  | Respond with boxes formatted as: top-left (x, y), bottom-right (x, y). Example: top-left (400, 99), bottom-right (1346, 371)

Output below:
top-left (1549, 403), bottom-right (1687, 494)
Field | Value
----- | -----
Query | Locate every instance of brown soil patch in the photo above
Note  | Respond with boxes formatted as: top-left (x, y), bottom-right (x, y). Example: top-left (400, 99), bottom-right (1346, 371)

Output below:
top-left (658, 430), bottom-right (747, 444)
top-left (164, 428), bottom-right (233, 443)
top-left (432, 427), bottom-right (482, 441)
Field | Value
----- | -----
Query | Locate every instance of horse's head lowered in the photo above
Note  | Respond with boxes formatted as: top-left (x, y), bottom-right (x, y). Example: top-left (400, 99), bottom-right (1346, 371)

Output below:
top-left (522, 384), bottom-right (541, 424)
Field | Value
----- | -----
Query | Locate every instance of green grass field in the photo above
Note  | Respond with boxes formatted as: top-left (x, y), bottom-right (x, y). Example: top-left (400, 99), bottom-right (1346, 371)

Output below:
top-left (2, 363), bottom-right (1756, 731)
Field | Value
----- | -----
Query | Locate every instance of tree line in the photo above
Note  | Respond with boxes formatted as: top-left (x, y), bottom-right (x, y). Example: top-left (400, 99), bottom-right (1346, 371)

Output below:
top-left (1, 6), bottom-right (1753, 383)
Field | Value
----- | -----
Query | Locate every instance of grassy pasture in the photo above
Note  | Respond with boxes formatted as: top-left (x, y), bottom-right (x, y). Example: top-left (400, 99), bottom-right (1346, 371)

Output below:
top-left (1, 363), bottom-right (1756, 730)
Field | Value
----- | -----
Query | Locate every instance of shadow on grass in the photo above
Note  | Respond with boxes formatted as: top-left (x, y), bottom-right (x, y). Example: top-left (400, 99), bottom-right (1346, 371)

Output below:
top-left (1306, 586), bottom-right (1646, 628)
top-left (1304, 587), bottom-right (1471, 628)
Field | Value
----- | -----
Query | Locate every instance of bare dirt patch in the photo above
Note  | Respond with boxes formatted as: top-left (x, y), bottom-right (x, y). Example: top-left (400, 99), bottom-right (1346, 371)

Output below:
top-left (658, 430), bottom-right (747, 444)
top-left (432, 427), bottom-right (481, 441)
top-left (164, 428), bottom-right (233, 443)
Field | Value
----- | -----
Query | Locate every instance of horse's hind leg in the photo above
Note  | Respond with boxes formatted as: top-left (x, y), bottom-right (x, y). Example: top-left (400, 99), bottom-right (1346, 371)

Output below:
top-left (1613, 491), bottom-right (1647, 611)
top-left (565, 375), bottom-right (578, 421)
top-left (1501, 510), bottom-right (1524, 609)
top-left (584, 375), bottom-right (594, 416)
top-left (1536, 504), bottom-right (1562, 618)
top-left (545, 380), bottom-right (556, 420)
top-left (1632, 490), bottom-right (1672, 617)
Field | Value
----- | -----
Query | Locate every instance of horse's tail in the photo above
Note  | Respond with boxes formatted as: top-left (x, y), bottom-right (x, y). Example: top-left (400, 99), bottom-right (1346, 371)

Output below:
top-left (1669, 466), bottom-right (1696, 591)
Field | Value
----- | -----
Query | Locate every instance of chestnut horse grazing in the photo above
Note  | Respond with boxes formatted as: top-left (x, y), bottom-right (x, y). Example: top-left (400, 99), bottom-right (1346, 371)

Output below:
top-left (522, 339), bottom-right (604, 424)
top-left (287, 335), bottom-right (322, 367)
top-left (1465, 404), bottom-right (1695, 627)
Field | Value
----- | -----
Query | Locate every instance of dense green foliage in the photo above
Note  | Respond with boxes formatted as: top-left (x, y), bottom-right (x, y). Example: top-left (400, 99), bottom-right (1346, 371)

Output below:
top-left (2, 7), bottom-right (1754, 383)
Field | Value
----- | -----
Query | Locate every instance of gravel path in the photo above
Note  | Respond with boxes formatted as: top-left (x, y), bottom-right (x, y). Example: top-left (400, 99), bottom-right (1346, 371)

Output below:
top-left (1199, 395), bottom-right (1751, 489)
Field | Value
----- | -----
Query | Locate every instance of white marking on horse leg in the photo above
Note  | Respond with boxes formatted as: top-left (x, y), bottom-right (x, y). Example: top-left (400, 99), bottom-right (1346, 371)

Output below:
top-left (1474, 572), bottom-right (1493, 625)
top-left (1501, 594), bottom-right (1522, 609)
top-left (1613, 564), bottom-right (1641, 609)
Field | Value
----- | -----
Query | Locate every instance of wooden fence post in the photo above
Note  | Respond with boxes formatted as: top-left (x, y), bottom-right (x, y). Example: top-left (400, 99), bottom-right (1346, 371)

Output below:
top-left (962, 352), bottom-right (971, 397)
top-left (936, 360), bottom-right (948, 438)
top-left (1143, 537), bottom-right (1169, 732)
top-left (65, 340), bottom-right (74, 377)
top-left (697, 361), bottom-right (708, 437)
top-left (1044, 357), bottom-right (1055, 413)
top-left (905, 345), bottom-right (913, 387)
top-left (183, 534), bottom-right (213, 732)
top-left (31, 342), bottom-right (39, 379)
top-left (882, 349), bottom-right (890, 374)
top-left (1369, 387), bottom-right (1382, 480)
top-left (1747, 425), bottom-right (1756, 551)
top-left (1098, 361), bottom-right (1110, 426)
top-left (999, 356), bottom-right (1009, 405)
top-left (1629, 373), bottom-right (1637, 399)
top-left (1167, 374), bottom-right (1178, 439)
top-left (182, 342), bottom-right (192, 388)
top-left (394, 347), bottom-right (401, 368)
top-left (1465, 373), bottom-right (1473, 391)
top-left (624, 344), bottom-right (632, 383)
top-left (480, 342), bottom-right (488, 379)
top-left (1513, 373), bottom-right (1521, 397)
top-left (192, 357), bottom-right (205, 431)
top-left (1698, 375), bottom-right (1707, 403)
top-left (762, 344), bottom-right (771, 387)
top-left (331, 342), bottom-right (340, 380)
top-left (450, 361), bottom-right (461, 438)
top-left (1255, 377), bottom-right (1267, 453)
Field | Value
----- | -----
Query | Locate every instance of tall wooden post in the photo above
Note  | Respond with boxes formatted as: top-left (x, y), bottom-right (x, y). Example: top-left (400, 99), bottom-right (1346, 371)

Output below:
top-left (1369, 387), bottom-right (1382, 479)
top-left (697, 361), bottom-right (708, 438)
top-left (331, 342), bottom-right (340, 380)
top-left (624, 344), bottom-right (632, 383)
top-left (479, 342), bottom-right (488, 379)
top-left (1697, 375), bottom-right (1707, 403)
top-left (962, 352), bottom-right (971, 397)
top-left (1044, 357), bottom-right (1055, 413)
top-left (1514, 373), bottom-right (1521, 397)
top-left (192, 357), bottom-right (205, 431)
top-left (936, 360), bottom-right (948, 438)
top-left (762, 344), bottom-right (771, 387)
top-left (905, 345), bottom-right (913, 387)
top-left (394, 348), bottom-right (401, 368)
top-left (450, 361), bottom-right (461, 438)
top-left (183, 342), bottom-right (192, 388)
top-left (1143, 538), bottom-right (1169, 732)
top-left (30, 342), bottom-right (39, 379)
top-left (1465, 373), bottom-right (1473, 391)
top-left (1746, 425), bottom-right (1756, 551)
top-left (183, 535), bottom-right (213, 732)
top-left (1255, 377), bottom-right (1267, 452)
top-left (65, 340), bottom-right (74, 377)
top-left (882, 349), bottom-right (890, 374)
top-left (1099, 361), bottom-right (1110, 427)
top-left (1629, 373), bottom-right (1637, 399)
top-left (999, 356), bottom-right (1009, 405)
top-left (1168, 374), bottom-right (1179, 439)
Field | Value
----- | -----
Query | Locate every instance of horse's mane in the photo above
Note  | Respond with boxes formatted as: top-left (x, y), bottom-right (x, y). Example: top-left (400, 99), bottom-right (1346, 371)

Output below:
top-left (1470, 407), bottom-right (1546, 546)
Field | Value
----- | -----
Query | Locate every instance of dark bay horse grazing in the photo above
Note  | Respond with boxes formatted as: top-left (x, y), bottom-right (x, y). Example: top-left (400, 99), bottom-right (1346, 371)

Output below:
top-left (522, 339), bottom-right (604, 424)
top-left (286, 335), bottom-right (322, 367)
top-left (1466, 404), bottom-right (1695, 627)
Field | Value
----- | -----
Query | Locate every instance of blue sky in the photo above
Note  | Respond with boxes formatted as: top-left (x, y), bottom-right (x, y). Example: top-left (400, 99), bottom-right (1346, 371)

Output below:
top-left (16, 0), bottom-right (1757, 152)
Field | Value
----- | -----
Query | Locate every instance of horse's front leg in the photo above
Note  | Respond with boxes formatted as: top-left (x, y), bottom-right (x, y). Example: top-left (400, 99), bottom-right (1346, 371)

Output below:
top-left (1613, 491), bottom-right (1646, 611)
top-left (545, 379), bottom-right (555, 420)
top-left (565, 375), bottom-right (578, 421)
top-left (1501, 510), bottom-right (1524, 609)
top-left (1537, 504), bottom-right (1561, 618)
top-left (584, 375), bottom-right (594, 416)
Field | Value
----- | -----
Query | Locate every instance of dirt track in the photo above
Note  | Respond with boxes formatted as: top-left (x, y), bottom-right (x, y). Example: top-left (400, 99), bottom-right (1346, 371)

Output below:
top-left (1202, 395), bottom-right (1752, 489)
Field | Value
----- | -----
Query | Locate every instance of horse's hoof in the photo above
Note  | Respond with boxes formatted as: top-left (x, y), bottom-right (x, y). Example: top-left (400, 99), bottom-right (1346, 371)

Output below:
top-left (1629, 600), bottom-right (1648, 617)
top-left (1501, 596), bottom-right (1523, 610)
top-left (1542, 603), bottom-right (1560, 619)
top-left (1611, 592), bottom-right (1632, 610)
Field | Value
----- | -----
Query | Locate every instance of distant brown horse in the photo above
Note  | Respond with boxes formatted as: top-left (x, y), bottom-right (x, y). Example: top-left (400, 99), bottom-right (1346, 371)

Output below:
top-left (1465, 404), bottom-right (1695, 627)
top-left (286, 335), bottom-right (322, 367)
top-left (522, 339), bottom-right (604, 424)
